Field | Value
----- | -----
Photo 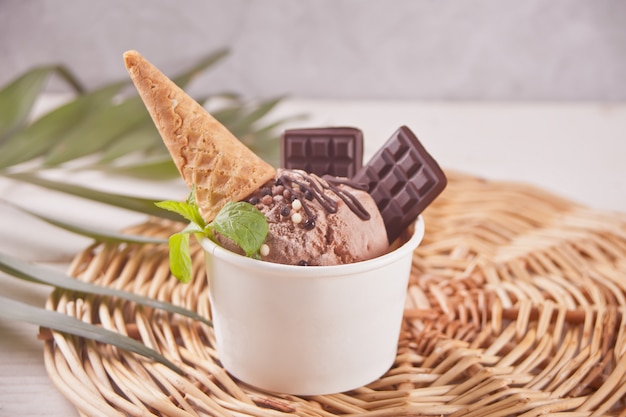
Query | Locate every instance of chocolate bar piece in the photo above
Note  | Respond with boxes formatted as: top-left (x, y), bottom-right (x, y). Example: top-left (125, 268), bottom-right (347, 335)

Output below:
top-left (281, 127), bottom-right (363, 178)
top-left (353, 126), bottom-right (447, 244)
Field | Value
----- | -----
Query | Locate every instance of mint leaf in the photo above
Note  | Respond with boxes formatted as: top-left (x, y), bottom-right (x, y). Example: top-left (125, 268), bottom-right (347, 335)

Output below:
top-left (155, 199), bottom-right (205, 227)
top-left (209, 201), bottom-right (268, 257)
top-left (168, 232), bottom-right (192, 283)
top-left (167, 223), bottom-right (203, 283)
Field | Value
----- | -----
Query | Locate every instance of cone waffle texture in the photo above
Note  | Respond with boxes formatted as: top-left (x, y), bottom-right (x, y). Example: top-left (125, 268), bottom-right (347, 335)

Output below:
top-left (43, 171), bottom-right (626, 416)
top-left (124, 50), bottom-right (276, 222)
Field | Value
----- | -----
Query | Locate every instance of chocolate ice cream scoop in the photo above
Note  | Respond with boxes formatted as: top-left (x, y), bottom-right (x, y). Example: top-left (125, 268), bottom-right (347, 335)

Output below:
top-left (217, 168), bottom-right (389, 266)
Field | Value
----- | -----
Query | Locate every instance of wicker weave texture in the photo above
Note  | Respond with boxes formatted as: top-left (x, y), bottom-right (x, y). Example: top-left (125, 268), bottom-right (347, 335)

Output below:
top-left (44, 172), bottom-right (626, 416)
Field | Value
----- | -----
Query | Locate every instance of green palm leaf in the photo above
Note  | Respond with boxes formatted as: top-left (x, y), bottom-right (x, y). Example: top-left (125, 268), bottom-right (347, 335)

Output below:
top-left (227, 97), bottom-right (284, 140)
top-left (0, 252), bottom-right (212, 328)
top-left (0, 66), bottom-right (56, 141)
top-left (0, 82), bottom-right (127, 169)
top-left (5, 171), bottom-right (185, 221)
top-left (97, 120), bottom-right (161, 164)
top-left (170, 48), bottom-right (229, 87)
top-left (43, 95), bottom-right (150, 166)
top-left (0, 295), bottom-right (183, 374)
top-left (102, 155), bottom-right (181, 180)
top-left (0, 65), bottom-right (84, 142)
top-left (4, 201), bottom-right (169, 244)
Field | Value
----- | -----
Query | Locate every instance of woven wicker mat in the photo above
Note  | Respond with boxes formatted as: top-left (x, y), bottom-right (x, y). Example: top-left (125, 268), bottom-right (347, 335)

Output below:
top-left (43, 171), bottom-right (626, 417)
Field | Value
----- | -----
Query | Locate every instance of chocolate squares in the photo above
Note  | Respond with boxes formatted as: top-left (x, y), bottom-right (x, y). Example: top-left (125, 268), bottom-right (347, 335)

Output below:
top-left (281, 127), bottom-right (363, 178)
top-left (281, 125), bottom-right (447, 244)
top-left (353, 126), bottom-right (446, 244)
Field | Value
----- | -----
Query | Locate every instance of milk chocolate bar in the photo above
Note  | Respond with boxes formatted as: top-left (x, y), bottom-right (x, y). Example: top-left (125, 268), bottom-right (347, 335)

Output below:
top-left (353, 126), bottom-right (447, 244)
top-left (281, 127), bottom-right (363, 178)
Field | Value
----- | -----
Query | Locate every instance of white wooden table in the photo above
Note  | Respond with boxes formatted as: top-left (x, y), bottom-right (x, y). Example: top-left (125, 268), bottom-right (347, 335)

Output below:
top-left (1, 99), bottom-right (625, 416)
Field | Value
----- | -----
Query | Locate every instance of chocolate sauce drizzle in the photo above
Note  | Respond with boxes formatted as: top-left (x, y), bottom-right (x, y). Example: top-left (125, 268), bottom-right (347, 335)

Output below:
top-left (277, 170), bottom-right (371, 221)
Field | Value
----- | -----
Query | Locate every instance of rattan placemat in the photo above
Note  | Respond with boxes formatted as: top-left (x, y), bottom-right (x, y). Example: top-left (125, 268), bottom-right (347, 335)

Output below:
top-left (43, 171), bottom-right (626, 417)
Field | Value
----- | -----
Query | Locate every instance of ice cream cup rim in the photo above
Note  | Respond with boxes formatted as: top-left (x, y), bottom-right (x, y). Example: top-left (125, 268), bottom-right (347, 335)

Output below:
top-left (200, 216), bottom-right (424, 277)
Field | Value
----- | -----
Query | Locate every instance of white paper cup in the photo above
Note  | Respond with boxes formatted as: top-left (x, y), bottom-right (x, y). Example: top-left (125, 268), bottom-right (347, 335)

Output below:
top-left (200, 216), bottom-right (424, 395)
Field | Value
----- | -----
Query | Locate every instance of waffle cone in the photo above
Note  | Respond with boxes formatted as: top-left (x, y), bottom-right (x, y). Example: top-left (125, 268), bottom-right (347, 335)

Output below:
top-left (123, 50), bottom-right (276, 222)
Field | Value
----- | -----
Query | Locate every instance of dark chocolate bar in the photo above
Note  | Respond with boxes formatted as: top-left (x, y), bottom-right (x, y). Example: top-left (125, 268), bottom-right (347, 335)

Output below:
top-left (281, 127), bottom-right (363, 178)
top-left (353, 126), bottom-right (447, 244)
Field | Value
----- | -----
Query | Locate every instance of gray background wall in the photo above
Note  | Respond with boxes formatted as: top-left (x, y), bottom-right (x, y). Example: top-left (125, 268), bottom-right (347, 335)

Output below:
top-left (1, 0), bottom-right (624, 101)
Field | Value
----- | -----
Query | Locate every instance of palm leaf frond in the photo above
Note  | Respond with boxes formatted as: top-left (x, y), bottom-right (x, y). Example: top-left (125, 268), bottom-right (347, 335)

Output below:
top-left (5, 171), bottom-right (185, 221)
top-left (0, 65), bottom-right (82, 142)
top-left (0, 252), bottom-right (212, 328)
top-left (0, 295), bottom-right (183, 374)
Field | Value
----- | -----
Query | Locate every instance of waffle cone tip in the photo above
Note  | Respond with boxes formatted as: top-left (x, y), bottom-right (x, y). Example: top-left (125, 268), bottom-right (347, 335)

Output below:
top-left (123, 50), bottom-right (141, 69)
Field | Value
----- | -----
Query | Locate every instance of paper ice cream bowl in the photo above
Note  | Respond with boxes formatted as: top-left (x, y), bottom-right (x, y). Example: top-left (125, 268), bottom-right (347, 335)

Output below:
top-left (200, 216), bottom-right (425, 396)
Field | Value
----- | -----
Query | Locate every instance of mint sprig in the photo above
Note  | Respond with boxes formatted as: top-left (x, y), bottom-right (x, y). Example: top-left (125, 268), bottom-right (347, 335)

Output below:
top-left (155, 194), bottom-right (268, 283)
